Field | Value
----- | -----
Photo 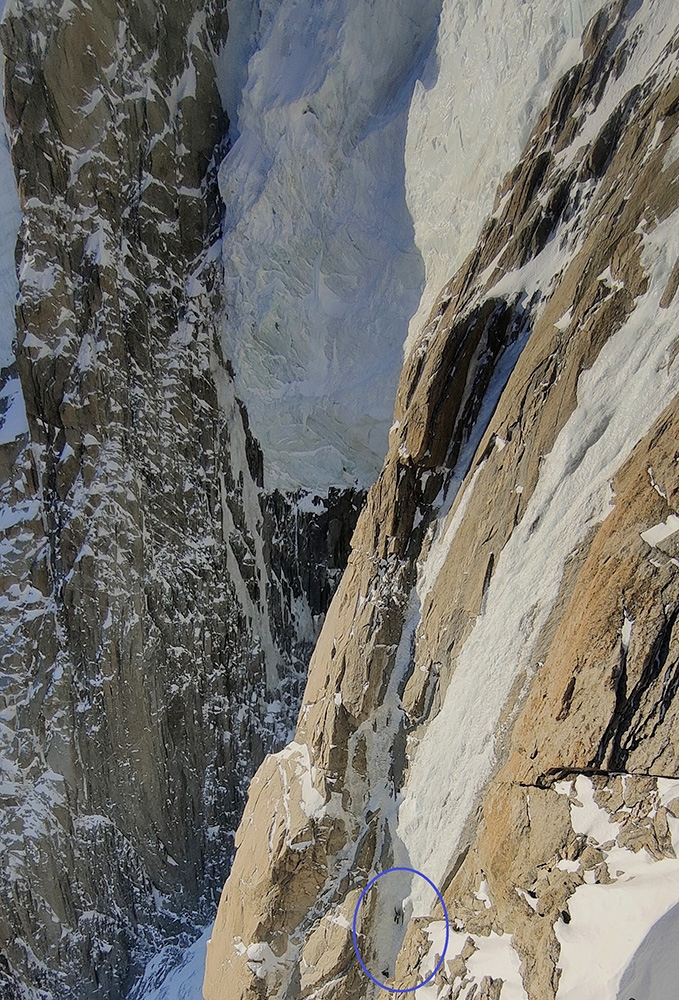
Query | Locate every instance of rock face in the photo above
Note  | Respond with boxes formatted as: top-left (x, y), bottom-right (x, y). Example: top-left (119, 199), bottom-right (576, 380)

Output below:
top-left (204, 2), bottom-right (679, 998)
top-left (0, 2), bottom-right (362, 999)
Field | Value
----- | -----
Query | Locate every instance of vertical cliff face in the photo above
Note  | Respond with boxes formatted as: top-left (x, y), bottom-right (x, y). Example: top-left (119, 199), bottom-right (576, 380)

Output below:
top-left (0, 1), bottom-right (248, 995)
top-left (0, 2), bottom-right (362, 998)
top-left (204, 2), bottom-right (679, 998)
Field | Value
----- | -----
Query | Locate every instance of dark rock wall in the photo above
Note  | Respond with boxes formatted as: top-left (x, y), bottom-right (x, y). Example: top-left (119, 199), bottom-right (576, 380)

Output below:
top-left (0, 2), bottom-right (362, 998)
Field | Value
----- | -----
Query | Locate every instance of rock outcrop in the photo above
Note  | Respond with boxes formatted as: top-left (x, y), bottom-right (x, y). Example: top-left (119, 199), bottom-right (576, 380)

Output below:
top-left (0, 2), bottom-right (362, 998)
top-left (204, 2), bottom-right (679, 997)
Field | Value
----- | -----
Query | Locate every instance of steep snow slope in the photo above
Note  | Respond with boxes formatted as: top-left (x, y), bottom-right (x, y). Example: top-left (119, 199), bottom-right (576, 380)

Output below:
top-left (404, 0), bottom-right (601, 353)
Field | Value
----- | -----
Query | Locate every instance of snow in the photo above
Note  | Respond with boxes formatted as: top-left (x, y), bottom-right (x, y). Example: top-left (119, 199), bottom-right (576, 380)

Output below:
top-left (467, 932), bottom-right (528, 1000)
top-left (554, 307), bottom-right (574, 331)
top-left (621, 612), bottom-right (634, 652)
top-left (557, 0), bottom-right (679, 175)
top-left (616, 902), bottom-right (679, 1000)
top-left (215, 0), bottom-right (603, 491)
top-left (417, 325), bottom-right (530, 602)
top-left (215, 0), bottom-right (442, 491)
top-left (403, 0), bottom-right (602, 354)
top-left (554, 777), bottom-right (679, 1000)
top-left (418, 920), bottom-right (527, 1000)
top-left (569, 775), bottom-right (620, 845)
top-left (129, 927), bottom-right (211, 1000)
top-left (640, 514), bottom-right (679, 548)
top-left (397, 184), bottom-right (679, 914)
top-left (276, 740), bottom-right (325, 820)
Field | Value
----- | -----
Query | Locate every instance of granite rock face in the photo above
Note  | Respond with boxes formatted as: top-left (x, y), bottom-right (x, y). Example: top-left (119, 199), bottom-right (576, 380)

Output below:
top-left (204, 2), bottom-right (679, 998)
top-left (0, 2), bottom-right (361, 998)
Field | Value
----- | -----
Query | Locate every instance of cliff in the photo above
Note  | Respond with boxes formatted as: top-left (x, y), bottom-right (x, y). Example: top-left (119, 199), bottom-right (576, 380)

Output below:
top-left (0, 2), bottom-right (360, 997)
top-left (204, 2), bottom-right (679, 997)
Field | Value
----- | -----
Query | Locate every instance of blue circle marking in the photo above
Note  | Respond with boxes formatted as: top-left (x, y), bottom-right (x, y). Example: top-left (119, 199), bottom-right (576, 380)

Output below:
top-left (351, 866), bottom-right (450, 993)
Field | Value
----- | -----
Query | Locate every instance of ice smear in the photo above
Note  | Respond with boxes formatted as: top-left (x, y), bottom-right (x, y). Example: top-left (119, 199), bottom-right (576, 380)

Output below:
top-left (404, 0), bottom-right (601, 354)
top-left (398, 195), bottom-right (679, 916)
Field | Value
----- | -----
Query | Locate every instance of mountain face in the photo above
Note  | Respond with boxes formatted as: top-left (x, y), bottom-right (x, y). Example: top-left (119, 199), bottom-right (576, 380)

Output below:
top-left (204, 2), bottom-right (679, 998)
top-left (0, 2), bottom-right (362, 998)
top-left (1, 0), bottom-right (678, 999)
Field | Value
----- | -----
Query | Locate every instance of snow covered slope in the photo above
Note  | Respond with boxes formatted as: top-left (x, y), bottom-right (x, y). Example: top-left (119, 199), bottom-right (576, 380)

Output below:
top-left (404, 0), bottom-right (601, 353)
top-left (217, 0), bottom-right (441, 492)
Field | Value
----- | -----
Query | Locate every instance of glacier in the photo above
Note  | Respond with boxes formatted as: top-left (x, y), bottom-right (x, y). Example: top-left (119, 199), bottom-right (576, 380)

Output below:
top-left (215, 0), bottom-right (601, 492)
top-left (216, 0), bottom-right (442, 492)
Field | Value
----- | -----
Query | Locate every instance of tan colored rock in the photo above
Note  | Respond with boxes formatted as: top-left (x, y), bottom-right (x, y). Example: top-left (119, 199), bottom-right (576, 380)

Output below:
top-left (205, 5), bottom-right (679, 1000)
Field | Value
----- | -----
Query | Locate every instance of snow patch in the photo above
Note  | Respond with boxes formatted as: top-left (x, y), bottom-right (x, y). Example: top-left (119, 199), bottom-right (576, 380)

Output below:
top-left (555, 777), bottom-right (679, 1000)
top-left (277, 740), bottom-right (325, 820)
